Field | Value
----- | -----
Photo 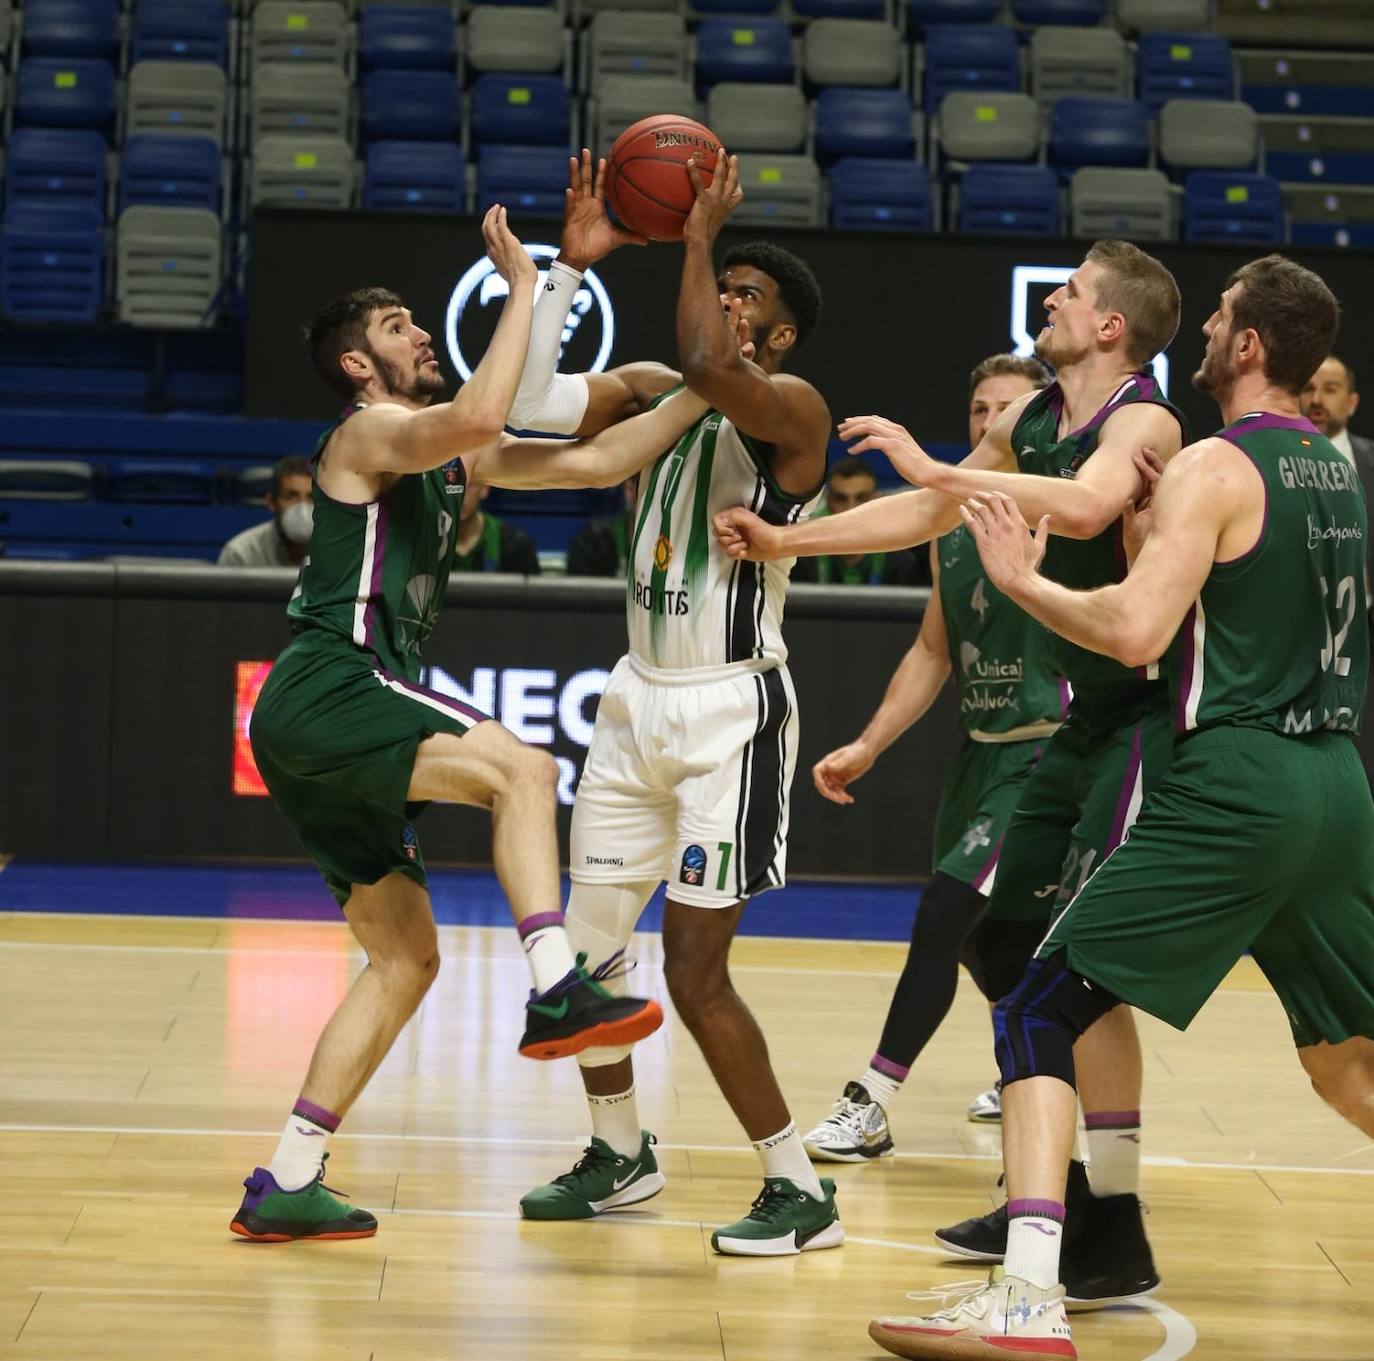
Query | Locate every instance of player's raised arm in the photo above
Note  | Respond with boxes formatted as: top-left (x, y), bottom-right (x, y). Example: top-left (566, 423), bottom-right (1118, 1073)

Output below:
top-left (505, 150), bottom-right (679, 437)
top-left (962, 437), bottom-right (1254, 666)
top-left (676, 155), bottom-right (830, 497)
top-left (340, 206), bottom-right (539, 476)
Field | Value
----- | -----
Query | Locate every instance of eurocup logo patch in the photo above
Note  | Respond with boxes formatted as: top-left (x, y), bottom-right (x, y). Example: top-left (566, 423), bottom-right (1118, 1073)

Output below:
top-left (680, 843), bottom-right (707, 886)
top-left (446, 243), bottom-right (616, 382)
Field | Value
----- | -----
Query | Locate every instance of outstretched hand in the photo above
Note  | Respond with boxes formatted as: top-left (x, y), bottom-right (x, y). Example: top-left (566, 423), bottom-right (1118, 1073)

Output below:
top-left (482, 204), bottom-right (536, 288)
top-left (813, 741), bottom-right (875, 806)
top-left (960, 491), bottom-right (1047, 595)
top-left (559, 149), bottom-right (647, 270)
top-left (836, 415), bottom-right (939, 487)
top-left (714, 506), bottom-right (783, 562)
top-left (684, 151), bottom-right (742, 246)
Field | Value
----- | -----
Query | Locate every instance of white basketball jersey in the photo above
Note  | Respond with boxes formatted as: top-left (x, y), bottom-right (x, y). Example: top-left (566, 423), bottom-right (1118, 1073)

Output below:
top-left (626, 406), bottom-right (820, 671)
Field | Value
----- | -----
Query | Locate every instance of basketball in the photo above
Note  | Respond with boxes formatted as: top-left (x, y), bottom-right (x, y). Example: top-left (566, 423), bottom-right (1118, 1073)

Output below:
top-left (604, 115), bottom-right (722, 243)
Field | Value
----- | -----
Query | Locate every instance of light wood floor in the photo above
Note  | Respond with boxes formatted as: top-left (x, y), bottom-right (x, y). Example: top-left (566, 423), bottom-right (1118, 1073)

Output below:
top-left (0, 910), bottom-right (1370, 1361)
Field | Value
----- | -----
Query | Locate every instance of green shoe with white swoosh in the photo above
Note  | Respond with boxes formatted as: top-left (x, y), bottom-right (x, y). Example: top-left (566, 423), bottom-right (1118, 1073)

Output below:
top-left (519, 1132), bottom-right (666, 1220)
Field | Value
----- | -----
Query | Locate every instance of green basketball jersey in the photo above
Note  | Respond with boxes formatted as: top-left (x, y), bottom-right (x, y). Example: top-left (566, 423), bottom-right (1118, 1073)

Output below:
top-left (1169, 412), bottom-right (1368, 737)
top-left (286, 405), bottom-right (466, 682)
top-left (1011, 374), bottom-right (1188, 695)
top-left (937, 525), bottom-right (1067, 736)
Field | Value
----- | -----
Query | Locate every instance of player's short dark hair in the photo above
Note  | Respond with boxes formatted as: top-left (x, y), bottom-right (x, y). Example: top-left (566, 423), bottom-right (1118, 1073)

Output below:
top-left (1085, 239), bottom-right (1181, 368)
top-left (270, 455), bottom-right (313, 498)
top-left (304, 286), bottom-right (405, 398)
top-left (828, 454), bottom-right (875, 485)
top-left (722, 241), bottom-right (823, 347)
top-left (1226, 255), bottom-right (1340, 395)
top-left (968, 353), bottom-right (1051, 400)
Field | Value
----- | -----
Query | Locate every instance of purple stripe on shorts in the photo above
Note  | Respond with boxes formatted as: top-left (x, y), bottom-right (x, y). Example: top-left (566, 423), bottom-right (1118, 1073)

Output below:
top-left (1008, 1199), bottom-right (1065, 1222)
top-left (972, 836), bottom-right (1004, 891)
top-left (869, 1052), bottom-right (911, 1081)
top-left (388, 672), bottom-right (491, 727)
top-left (1174, 603), bottom-right (1197, 732)
top-left (517, 911), bottom-right (565, 940)
top-left (1084, 1109), bottom-right (1141, 1130)
top-left (1057, 677), bottom-right (1071, 718)
top-left (364, 497), bottom-right (389, 649)
top-left (292, 1097), bottom-right (341, 1132)
top-left (1106, 724), bottom-right (1143, 852)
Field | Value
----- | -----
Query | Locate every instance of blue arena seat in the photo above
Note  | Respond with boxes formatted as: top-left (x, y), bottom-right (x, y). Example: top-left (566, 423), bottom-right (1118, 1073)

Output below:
top-left (922, 24), bottom-right (1022, 113)
top-left (105, 460), bottom-right (218, 504)
top-left (360, 68), bottom-right (463, 142)
top-left (1049, 95), bottom-right (1148, 173)
top-left (828, 156), bottom-right (933, 230)
top-left (474, 145), bottom-right (570, 216)
top-left (15, 57), bottom-right (118, 132)
top-left (358, 5), bottom-right (458, 70)
top-left (815, 87), bottom-right (918, 162)
top-left (19, 0), bottom-right (120, 59)
top-left (1137, 33), bottom-right (1235, 113)
top-left (959, 161), bottom-right (1060, 234)
top-left (792, 0), bottom-right (886, 19)
top-left (693, 0), bottom-right (780, 12)
top-left (3, 129), bottom-right (108, 216)
top-left (467, 74), bottom-right (572, 147)
top-left (695, 18), bottom-right (793, 86)
top-left (362, 141), bottom-right (468, 212)
top-left (129, 1), bottom-right (230, 68)
top-left (908, 0), bottom-right (1000, 26)
top-left (0, 202), bottom-right (104, 323)
top-left (118, 135), bottom-right (222, 216)
top-left (1183, 171), bottom-right (1283, 243)
top-left (1011, 0), bottom-right (1104, 21)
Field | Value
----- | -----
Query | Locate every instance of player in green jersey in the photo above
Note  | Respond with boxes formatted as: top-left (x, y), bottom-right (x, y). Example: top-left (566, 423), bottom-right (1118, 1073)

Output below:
top-left (867, 256), bottom-right (1374, 1361)
top-left (800, 353), bottom-right (1063, 1164)
top-left (232, 206), bottom-right (733, 1245)
top-left (718, 241), bottom-right (1186, 1293)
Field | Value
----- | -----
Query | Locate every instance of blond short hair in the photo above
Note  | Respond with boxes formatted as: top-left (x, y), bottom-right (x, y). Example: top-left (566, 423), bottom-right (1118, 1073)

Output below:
top-left (1085, 240), bottom-right (1181, 368)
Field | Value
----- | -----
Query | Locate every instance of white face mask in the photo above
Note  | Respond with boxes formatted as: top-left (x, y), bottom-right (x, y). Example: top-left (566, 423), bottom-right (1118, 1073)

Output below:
top-left (279, 500), bottom-right (314, 546)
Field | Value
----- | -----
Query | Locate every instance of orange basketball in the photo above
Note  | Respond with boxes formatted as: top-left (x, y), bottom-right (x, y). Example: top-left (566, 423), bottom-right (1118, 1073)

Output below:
top-left (604, 115), bottom-right (722, 243)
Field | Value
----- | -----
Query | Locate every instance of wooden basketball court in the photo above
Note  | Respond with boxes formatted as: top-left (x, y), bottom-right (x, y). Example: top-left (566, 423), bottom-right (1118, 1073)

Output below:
top-left (1, 908), bottom-right (1369, 1360)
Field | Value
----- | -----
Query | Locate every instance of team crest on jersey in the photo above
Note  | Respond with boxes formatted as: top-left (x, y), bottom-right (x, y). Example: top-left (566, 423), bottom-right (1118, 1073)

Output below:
top-left (680, 843), bottom-right (707, 886)
top-left (653, 534), bottom-right (673, 572)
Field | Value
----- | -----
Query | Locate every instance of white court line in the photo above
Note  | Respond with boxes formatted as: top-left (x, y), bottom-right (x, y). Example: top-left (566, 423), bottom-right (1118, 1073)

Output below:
top-left (0, 1121), bottom-right (1367, 1179)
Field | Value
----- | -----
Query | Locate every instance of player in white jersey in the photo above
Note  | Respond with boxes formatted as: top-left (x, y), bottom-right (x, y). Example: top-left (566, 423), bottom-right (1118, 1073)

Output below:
top-left (509, 151), bottom-right (838, 1254)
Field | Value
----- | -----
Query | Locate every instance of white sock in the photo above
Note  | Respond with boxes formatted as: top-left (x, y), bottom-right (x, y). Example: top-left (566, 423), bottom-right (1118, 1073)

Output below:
top-left (1005, 1200), bottom-right (1065, 1289)
top-left (752, 1122), bottom-right (824, 1199)
top-left (859, 1062), bottom-right (903, 1110)
top-left (1084, 1111), bottom-right (1141, 1197)
top-left (587, 1086), bottom-right (642, 1158)
top-left (267, 1100), bottom-right (336, 1192)
top-left (518, 911), bottom-right (577, 994)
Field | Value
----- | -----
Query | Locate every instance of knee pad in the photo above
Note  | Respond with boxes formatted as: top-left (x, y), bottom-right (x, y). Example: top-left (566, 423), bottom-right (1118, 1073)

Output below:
top-left (566, 879), bottom-right (658, 1069)
top-left (970, 916), bottom-right (1051, 1004)
top-left (993, 949), bottom-right (1119, 1090)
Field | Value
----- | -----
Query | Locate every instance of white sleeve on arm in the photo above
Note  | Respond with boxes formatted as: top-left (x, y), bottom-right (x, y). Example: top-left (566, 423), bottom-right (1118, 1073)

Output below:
top-left (506, 259), bottom-right (591, 435)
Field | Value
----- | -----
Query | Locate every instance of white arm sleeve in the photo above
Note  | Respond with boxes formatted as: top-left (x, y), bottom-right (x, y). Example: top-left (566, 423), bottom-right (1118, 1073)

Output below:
top-left (506, 259), bottom-right (592, 435)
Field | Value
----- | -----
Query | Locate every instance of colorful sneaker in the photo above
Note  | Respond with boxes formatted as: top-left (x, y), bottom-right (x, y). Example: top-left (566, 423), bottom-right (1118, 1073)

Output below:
top-left (966, 1081), bottom-right (1002, 1124)
top-left (710, 1177), bottom-right (844, 1257)
top-left (802, 1081), bottom-right (895, 1162)
top-left (519, 1132), bottom-right (665, 1220)
top-left (519, 951), bottom-right (664, 1061)
top-left (1061, 1192), bottom-right (1159, 1310)
top-left (868, 1266), bottom-right (1076, 1360)
top-left (229, 1155), bottom-right (377, 1242)
top-left (934, 1160), bottom-right (1092, 1263)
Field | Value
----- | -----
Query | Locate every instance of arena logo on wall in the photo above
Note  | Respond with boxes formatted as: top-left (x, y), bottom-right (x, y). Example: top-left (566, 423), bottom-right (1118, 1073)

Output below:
top-left (1010, 264), bottom-right (1171, 395)
top-left (445, 244), bottom-right (616, 382)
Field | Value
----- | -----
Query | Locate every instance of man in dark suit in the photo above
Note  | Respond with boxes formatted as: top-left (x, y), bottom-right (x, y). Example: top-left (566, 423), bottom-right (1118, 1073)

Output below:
top-left (1302, 354), bottom-right (1374, 609)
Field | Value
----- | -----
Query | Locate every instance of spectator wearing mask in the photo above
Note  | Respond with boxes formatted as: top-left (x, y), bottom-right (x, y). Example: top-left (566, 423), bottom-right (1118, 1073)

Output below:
top-left (452, 478), bottom-right (541, 575)
top-left (218, 456), bottom-right (314, 567)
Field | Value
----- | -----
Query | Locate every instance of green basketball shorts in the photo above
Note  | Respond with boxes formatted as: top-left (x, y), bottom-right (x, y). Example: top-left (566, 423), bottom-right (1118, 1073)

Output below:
top-left (250, 629), bottom-right (490, 907)
top-left (985, 686), bottom-right (1175, 924)
top-left (1041, 726), bottom-right (1374, 1048)
top-left (932, 736), bottom-right (1047, 893)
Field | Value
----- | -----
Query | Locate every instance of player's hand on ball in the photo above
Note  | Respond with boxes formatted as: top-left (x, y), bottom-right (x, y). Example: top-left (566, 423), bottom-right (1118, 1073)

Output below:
top-left (813, 741), bottom-right (875, 806)
top-left (482, 205), bottom-right (536, 288)
top-left (684, 151), bottom-right (742, 245)
top-left (961, 492), bottom-right (1047, 593)
top-left (559, 149), bottom-right (647, 270)
top-left (714, 506), bottom-right (782, 561)
top-left (837, 416), bottom-right (938, 487)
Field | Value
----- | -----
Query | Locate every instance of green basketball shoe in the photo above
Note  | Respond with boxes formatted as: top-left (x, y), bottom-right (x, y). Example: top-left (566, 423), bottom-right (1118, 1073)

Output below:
top-left (519, 1132), bottom-right (665, 1220)
top-left (229, 1154), bottom-right (377, 1242)
top-left (711, 1177), bottom-right (844, 1256)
